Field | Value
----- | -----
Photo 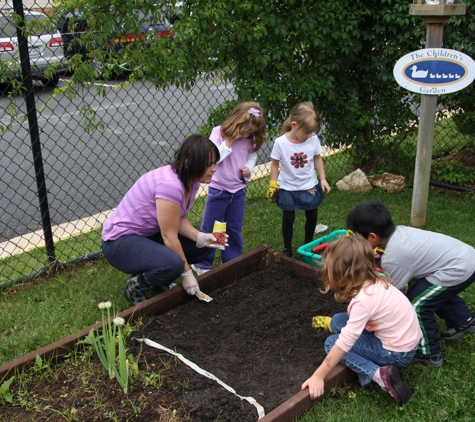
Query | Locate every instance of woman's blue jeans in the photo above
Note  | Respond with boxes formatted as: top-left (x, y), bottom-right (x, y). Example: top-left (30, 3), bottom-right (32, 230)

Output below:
top-left (102, 233), bottom-right (211, 288)
top-left (325, 313), bottom-right (417, 387)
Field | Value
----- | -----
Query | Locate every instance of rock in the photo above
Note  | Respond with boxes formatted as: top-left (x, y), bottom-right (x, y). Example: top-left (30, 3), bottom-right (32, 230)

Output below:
top-left (368, 172), bottom-right (406, 193)
top-left (336, 169), bottom-right (373, 193)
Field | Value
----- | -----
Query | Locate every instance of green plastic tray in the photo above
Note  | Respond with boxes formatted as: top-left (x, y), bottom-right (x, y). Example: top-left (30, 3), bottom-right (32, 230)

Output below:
top-left (297, 229), bottom-right (349, 268)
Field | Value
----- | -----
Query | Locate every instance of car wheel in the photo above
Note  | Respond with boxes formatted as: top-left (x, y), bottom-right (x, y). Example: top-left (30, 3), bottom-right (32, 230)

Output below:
top-left (41, 73), bottom-right (60, 88)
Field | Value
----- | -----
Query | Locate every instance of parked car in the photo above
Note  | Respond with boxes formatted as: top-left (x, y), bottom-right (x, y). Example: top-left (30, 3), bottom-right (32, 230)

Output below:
top-left (0, 9), bottom-right (67, 87)
top-left (57, 9), bottom-right (173, 76)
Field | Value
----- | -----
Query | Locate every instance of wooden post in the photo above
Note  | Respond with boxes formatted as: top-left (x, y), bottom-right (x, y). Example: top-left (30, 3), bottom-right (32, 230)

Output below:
top-left (408, 1), bottom-right (466, 227)
top-left (411, 17), bottom-right (447, 227)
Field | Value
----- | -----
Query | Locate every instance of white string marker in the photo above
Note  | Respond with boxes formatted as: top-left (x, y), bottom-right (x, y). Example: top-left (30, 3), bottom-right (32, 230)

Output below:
top-left (135, 337), bottom-right (266, 419)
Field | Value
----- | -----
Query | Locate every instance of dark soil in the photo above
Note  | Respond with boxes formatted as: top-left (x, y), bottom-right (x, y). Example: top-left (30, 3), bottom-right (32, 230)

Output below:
top-left (448, 146), bottom-right (475, 169)
top-left (2, 263), bottom-right (347, 421)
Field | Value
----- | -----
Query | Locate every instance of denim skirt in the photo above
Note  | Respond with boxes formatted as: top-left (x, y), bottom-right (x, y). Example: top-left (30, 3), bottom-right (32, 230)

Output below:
top-left (275, 184), bottom-right (324, 211)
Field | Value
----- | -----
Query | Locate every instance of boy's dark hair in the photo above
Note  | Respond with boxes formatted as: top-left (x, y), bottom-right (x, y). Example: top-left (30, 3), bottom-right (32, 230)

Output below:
top-left (346, 200), bottom-right (396, 239)
top-left (171, 134), bottom-right (220, 191)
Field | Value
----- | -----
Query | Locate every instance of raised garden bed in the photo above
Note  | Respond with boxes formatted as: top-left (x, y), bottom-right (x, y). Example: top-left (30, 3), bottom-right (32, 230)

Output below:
top-left (0, 246), bottom-right (354, 421)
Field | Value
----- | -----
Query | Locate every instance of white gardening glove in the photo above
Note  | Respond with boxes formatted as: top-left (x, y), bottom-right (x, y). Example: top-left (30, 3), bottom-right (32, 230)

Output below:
top-left (196, 232), bottom-right (228, 250)
top-left (181, 270), bottom-right (203, 300)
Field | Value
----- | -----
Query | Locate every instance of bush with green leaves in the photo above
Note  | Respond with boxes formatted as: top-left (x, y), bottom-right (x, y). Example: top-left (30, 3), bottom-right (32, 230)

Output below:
top-left (7, 0), bottom-right (475, 171)
top-left (197, 100), bottom-right (238, 137)
top-left (433, 159), bottom-right (475, 186)
top-left (170, 0), bottom-right (475, 170)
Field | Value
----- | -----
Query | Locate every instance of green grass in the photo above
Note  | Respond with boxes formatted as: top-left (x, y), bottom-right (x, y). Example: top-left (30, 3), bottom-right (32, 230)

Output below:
top-left (404, 117), bottom-right (474, 158)
top-left (0, 230), bottom-right (103, 284)
top-left (1, 182), bottom-right (475, 420)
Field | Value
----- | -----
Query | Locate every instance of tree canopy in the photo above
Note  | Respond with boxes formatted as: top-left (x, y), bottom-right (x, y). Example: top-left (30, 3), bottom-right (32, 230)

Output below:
top-left (55, 0), bottom-right (475, 165)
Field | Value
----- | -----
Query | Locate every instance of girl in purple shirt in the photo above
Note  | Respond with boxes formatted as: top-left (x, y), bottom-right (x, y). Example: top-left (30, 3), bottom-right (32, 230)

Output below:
top-left (102, 135), bottom-right (226, 305)
top-left (192, 101), bottom-right (267, 274)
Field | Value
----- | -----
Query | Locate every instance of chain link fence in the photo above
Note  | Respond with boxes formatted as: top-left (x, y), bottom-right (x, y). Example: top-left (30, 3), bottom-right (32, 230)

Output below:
top-left (1, 1), bottom-right (474, 286)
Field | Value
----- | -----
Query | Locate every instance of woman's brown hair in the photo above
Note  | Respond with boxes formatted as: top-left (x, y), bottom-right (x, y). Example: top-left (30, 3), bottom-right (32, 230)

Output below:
top-left (171, 134), bottom-right (219, 191)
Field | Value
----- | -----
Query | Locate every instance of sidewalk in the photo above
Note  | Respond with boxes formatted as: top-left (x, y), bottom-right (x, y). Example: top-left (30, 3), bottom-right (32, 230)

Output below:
top-left (4, 0), bottom-right (51, 9)
top-left (0, 162), bottom-right (272, 258)
top-left (1, 144), bottom-right (340, 259)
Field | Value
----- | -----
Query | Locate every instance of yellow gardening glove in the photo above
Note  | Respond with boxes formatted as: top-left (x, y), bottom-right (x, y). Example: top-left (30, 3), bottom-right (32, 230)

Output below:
top-left (312, 316), bottom-right (333, 333)
top-left (266, 180), bottom-right (280, 202)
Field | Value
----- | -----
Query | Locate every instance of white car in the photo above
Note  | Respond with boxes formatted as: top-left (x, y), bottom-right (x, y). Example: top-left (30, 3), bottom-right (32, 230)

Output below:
top-left (0, 9), bottom-right (67, 87)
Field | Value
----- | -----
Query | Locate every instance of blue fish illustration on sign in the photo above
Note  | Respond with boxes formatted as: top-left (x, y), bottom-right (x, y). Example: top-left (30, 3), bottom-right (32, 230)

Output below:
top-left (404, 61), bottom-right (465, 85)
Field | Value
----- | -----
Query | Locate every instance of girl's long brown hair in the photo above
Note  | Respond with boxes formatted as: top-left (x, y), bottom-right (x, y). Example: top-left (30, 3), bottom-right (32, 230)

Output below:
top-left (321, 235), bottom-right (388, 302)
top-left (220, 101), bottom-right (267, 153)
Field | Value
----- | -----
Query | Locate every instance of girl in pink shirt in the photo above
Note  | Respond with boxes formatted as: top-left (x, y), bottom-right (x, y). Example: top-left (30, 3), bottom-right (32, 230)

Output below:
top-left (302, 235), bottom-right (422, 406)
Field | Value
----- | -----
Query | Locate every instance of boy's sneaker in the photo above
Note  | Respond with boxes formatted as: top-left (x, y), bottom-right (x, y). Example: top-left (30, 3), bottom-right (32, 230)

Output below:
top-left (379, 365), bottom-right (411, 406)
top-left (191, 264), bottom-right (210, 276)
top-left (159, 282), bottom-right (178, 292)
top-left (412, 352), bottom-right (443, 368)
top-left (124, 273), bottom-right (152, 306)
top-left (282, 248), bottom-right (293, 257)
top-left (441, 315), bottom-right (475, 341)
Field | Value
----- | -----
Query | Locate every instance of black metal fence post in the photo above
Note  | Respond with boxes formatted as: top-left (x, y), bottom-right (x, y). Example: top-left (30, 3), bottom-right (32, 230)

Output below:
top-left (12, 0), bottom-right (56, 265)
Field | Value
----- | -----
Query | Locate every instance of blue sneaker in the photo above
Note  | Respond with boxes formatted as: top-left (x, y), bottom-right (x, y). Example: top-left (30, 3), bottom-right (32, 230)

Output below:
top-left (441, 315), bottom-right (475, 341)
top-left (412, 352), bottom-right (443, 368)
top-left (191, 264), bottom-right (210, 276)
top-left (159, 282), bottom-right (178, 292)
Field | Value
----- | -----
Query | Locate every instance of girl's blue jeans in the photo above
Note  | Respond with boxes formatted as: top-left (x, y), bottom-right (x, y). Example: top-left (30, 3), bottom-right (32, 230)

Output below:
top-left (325, 313), bottom-right (417, 387)
top-left (194, 186), bottom-right (246, 271)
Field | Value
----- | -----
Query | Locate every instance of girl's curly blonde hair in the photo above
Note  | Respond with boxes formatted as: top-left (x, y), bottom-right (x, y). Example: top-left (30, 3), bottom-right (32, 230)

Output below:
top-left (321, 234), bottom-right (388, 302)
top-left (220, 101), bottom-right (267, 153)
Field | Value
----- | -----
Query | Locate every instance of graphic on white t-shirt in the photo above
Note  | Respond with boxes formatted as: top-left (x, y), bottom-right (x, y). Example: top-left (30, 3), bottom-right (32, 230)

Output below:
top-left (290, 152), bottom-right (308, 168)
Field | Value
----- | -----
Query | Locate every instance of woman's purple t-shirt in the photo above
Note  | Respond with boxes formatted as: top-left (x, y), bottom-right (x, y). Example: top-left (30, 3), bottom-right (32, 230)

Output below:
top-left (102, 165), bottom-right (199, 241)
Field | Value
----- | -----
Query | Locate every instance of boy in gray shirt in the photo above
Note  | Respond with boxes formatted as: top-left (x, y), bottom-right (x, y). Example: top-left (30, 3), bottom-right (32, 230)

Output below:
top-left (346, 200), bottom-right (475, 367)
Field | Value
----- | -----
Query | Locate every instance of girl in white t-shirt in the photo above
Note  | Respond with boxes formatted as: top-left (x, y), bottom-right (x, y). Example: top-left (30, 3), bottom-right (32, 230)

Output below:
top-left (302, 235), bottom-right (422, 406)
top-left (267, 102), bottom-right (331, 257)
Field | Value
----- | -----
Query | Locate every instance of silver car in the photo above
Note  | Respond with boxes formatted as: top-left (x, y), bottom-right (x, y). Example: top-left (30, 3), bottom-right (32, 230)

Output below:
top-left (0, 9), bottom-right (67, 87)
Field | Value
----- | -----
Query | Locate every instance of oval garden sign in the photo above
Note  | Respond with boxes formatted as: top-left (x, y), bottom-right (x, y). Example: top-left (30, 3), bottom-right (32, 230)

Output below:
top-left (393, 48), bottom-right (475, 95)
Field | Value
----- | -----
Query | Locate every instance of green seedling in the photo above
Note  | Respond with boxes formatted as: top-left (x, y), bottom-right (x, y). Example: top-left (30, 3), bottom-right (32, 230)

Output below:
top-left (0, 376), bottom-right (14, 404)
